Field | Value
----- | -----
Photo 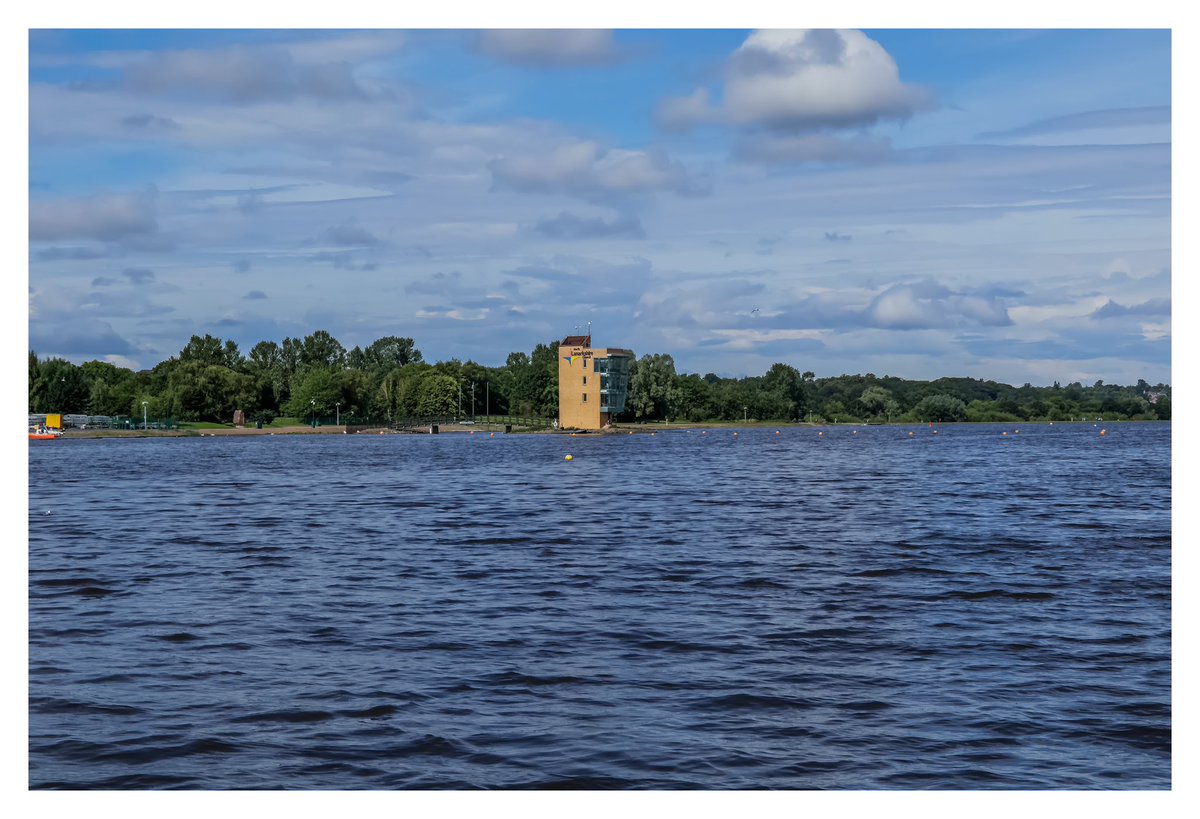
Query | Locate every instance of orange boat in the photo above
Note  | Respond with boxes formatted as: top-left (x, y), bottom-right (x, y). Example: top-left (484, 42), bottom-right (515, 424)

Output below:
top-left (29, 426), bottom-right (62, 440)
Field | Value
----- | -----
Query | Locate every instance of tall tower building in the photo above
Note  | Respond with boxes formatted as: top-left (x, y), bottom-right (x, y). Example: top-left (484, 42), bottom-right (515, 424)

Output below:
top-left (557, 333), bottom-right (633, 430)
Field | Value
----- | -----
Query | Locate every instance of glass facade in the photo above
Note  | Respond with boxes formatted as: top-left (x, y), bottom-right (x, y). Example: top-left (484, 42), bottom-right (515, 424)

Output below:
top-left (597, 353), bottom-right (632, 414)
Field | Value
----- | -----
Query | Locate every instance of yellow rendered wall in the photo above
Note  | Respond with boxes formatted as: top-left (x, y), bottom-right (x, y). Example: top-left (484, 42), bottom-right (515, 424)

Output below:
top-left (558, 346), bottom-right (603, 430)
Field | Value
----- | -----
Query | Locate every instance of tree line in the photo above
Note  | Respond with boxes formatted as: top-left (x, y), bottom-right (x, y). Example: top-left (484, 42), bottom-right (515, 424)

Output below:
top-left (28, 331), bottom-right (1170, 425)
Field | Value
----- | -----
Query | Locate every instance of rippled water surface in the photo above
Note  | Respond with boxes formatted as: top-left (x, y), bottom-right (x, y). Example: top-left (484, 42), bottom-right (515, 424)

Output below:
top-left (28, 423), bottom-right (1171, 789)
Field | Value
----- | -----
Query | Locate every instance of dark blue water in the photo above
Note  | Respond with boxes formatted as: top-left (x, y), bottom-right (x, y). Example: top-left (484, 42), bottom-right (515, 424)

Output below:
top-left (28, 423), bottom-right (1171, 789)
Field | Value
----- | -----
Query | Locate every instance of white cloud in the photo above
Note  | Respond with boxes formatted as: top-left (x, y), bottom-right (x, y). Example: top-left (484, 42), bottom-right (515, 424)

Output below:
top-left (724, 29), bottom-right (933, 131)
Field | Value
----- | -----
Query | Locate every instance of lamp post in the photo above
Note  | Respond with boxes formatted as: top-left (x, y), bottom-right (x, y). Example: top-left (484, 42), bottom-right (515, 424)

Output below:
top-left (142, 401), bottom-right (148, 431)
top-left (744, 406), bottom-right (747, 424)
top-left (310, 399), bottom-right (316, 428)
top-left (335, 402), bottom-right (341, 426)
top-left (470, 381), bottom-right (475, 420)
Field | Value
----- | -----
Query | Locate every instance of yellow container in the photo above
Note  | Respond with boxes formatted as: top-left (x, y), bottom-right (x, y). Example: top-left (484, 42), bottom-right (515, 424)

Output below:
top-left (45, 414), bottom-right (62, 429)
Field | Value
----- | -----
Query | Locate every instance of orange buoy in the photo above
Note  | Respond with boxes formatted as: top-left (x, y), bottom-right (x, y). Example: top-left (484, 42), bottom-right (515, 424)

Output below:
top-left (1002, 431), bottom-right (1008, 436)
top-left (1100, 429), bottom-right (1107, 436)
top-left (490, 432), bottom-right (495, 437)
top-left (908, 431), bottom-right (914, 437)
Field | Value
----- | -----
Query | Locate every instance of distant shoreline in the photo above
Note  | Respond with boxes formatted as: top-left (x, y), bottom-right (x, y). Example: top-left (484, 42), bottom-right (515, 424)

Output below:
top-left (49, 418), bottom-right (1166, 440)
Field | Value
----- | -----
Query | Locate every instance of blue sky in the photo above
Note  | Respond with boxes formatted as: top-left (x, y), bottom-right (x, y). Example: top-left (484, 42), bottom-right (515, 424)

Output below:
top-left (25, 23), bottom-right (1173, 385)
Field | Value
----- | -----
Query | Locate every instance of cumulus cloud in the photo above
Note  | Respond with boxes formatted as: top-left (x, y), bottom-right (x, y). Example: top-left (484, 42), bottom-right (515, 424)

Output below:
top-left (477, 30), bottom-right (619, 68)
top-left (724, 29), bottom-right (933, 131)
top-left (534, 211), bottom-right (645, 239)
top-left (659, 29), bottom-right (931, 168)
top-left (29, 189), bottom-right (158, 242)
top-left (490, 141), bottom-right (710, 198)
top-left (866, 282), bottom-right (1011, 330)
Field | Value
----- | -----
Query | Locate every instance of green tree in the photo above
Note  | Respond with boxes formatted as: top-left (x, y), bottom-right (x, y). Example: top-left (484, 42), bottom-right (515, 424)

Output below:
top-left (299, 330), bottom-right (346, 371)
top-left (913, 393), bottom-right (967, 422)
top-left (415, 373), bottom-right (458, 416)
top-left (179, 334), bottom-right (243, 370)
top-left (353, 335), bottom-right (423, 375)
top-left (764, 362), bottom-right (808, 419)
top-left (857, 386), bottom-right (893, 419)
top-left (628, 353), bottom-right (677, 420)
top-left (32, 358), bottom-right (90, 414)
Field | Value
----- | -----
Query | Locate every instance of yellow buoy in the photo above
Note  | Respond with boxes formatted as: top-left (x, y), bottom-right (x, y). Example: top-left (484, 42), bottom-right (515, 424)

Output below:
top-left (565, 454), bottom-right (573, 461)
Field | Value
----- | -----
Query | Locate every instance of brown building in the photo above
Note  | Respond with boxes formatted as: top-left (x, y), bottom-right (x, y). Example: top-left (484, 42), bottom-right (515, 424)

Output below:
top-left (557, 334), bottom-right (634, 430)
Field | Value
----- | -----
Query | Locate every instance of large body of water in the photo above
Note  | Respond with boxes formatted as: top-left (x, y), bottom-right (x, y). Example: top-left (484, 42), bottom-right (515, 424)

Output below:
top-left (28, 423), bottom-right (1171, 789)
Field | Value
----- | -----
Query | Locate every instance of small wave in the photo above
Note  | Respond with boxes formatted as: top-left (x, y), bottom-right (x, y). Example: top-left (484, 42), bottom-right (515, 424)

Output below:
top-left (31, 697), bottom-right (143, 716)
top-left (155, 632), bottom-right (201, 642)
top-left (231, 709), bottom-right (336, 724)
top-left (692, 693), bottom-right (814, 711)
top-left (934, 589), bottom-right (1055, 602)
top-left (340, 704), bottom-right (398, 719)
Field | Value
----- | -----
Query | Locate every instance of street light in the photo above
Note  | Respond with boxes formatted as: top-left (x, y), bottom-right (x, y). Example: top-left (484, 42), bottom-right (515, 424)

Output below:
top-left (744, 406), bottom-right (748, 424)
top-left (310, 399), bottom-right (316, 428)
top-left (142, 401), bottom-right (148, 431)
top-left (335, 402), bottom-right (341, 426)
top-left (470, 381), bottom-right (475, 420)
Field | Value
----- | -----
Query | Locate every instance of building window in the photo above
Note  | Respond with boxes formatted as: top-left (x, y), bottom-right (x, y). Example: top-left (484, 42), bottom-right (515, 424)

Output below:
top-left (583, 358), bottom-right (588, 369)
top-left (582, 393), bottom-right (588, 403)
top-left (582, 376), bottom-right (587, 385)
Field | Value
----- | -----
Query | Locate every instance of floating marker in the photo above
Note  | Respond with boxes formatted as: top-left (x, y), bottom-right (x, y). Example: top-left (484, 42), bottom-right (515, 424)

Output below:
top-left (775, 431), bottom-right (780, 435)
top-left (1014, 430), bottom-right (1020, 435)
top-left (470, 430), bottom-right (475, 435)
top-left (853, 430), bottom-right (858, 435)
top-left (1002, 431), bottom-right (1008, 436)
top-left (565, 454), bottom-right (573, 461)
top-left (909, 431), bottom-right (914, 437)
top-left (1100, 429), bottom-right (1107, 436)
top-left (490, 432), bottom-right (495, 437)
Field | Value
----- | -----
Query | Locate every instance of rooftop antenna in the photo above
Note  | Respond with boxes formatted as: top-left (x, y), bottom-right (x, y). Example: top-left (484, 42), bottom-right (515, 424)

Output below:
top-left (587, 321), bottom-right (592, 347)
